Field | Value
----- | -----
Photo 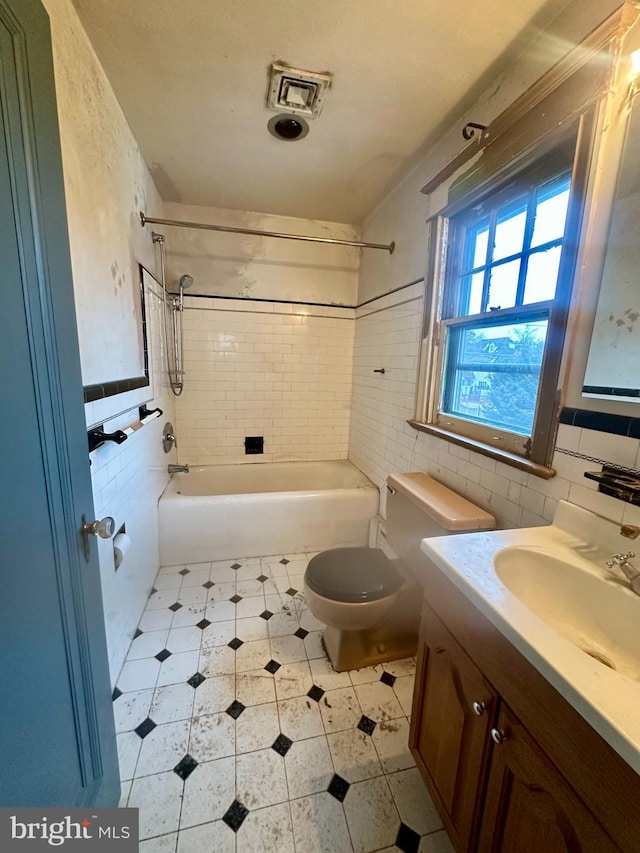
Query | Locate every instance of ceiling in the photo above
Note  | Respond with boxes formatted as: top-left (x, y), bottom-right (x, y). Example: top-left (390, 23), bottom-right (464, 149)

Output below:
top-left (71, 0), bottom-right (569, 224)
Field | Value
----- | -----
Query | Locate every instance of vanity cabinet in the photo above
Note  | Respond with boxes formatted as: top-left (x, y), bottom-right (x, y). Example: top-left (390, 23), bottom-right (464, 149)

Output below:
top-left (410, 574), bottom-right (640, 852)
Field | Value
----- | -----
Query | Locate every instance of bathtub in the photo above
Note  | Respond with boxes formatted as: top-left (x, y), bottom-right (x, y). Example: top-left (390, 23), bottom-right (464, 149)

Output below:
top-left (158, 459), bottom-right (379, 565)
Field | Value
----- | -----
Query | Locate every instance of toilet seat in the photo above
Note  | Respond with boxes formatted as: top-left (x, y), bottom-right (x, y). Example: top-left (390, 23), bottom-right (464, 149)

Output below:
top-left (305, 547), bottom-right (402, 603)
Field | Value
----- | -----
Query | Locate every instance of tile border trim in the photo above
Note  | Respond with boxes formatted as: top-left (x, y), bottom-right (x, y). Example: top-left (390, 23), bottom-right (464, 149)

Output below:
top-left (559, 407), bottom-right (640, 438)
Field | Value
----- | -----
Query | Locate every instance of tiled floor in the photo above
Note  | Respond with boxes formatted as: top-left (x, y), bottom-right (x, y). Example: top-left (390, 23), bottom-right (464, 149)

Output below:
top-left (114, 553), bottom-right (453, 853)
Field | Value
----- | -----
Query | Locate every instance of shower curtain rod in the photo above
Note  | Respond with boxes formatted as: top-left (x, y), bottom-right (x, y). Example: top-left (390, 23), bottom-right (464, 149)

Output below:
top-left (139, 212), bottom-right (395, 253)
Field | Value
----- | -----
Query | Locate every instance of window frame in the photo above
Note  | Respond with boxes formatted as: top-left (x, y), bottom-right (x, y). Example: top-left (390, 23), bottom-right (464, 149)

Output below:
top-left (413, 111), bottom-right (598, 473)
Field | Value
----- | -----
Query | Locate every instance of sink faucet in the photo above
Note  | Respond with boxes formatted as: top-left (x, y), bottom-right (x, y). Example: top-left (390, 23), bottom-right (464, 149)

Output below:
top-left (606, 551), bottom-right (640, 596)
top-left (168, 464), bottom-right (189, 474)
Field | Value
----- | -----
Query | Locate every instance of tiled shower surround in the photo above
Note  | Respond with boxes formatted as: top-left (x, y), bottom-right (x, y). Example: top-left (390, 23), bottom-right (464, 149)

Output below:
top-left (175, 297), bottom-right (355, 465)
top-left (115, 552), bottom-right (453, 853)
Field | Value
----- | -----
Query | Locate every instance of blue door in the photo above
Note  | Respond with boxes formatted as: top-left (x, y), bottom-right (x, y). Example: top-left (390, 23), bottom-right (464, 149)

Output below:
top-left (0, 0), bottom-right (119, 806)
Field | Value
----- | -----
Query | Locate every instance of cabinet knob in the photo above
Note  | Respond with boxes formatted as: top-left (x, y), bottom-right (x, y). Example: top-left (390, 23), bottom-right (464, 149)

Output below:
top-left (471, 701), bottom-right (487, 716)
top-left (490, 727), bottom-right (507, 745)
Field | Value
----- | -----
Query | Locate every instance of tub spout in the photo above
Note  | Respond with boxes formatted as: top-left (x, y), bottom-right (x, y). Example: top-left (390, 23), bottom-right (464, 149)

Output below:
top-left (168, 464), bottom-right (190, 474)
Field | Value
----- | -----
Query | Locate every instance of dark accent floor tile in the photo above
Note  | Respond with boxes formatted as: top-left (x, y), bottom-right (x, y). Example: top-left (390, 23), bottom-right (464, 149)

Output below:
top-left (155, 648), bottom-right (172, 663)
top-left (173, 754), bottom-right (198, 781)
top-left (271, 733), bottom-right (293, 756)
top-left (231, 563), bottom-right (242, 571)
top-left (307, 684), bottom-right (325, 703)
top-left (380, 671), bottom-right (397, 687)
top-left (150, 587), bottom-right (157, 596)
top-left (196, 618), bottom-right (212, 630)
top-left (168, 602), bottom-right (182, 612)
top-left (134, 717), bottom-right (157, 739)
top-left (203, 580), bottom-right (214, 589)
top-left (357, 715), bottom-right (377, 736)
top-left (279, 558), bottom-right (290, 565)
top-left (260, 610), bottom-right (273, 621)
top-left (112, 687), bottom-right (122, 702)
top-left (178, 569), bottom-right (190, 576)
top-left (222, 799), bottom-right (248, 832)
top-left (226, 700), bottom-right (246, 720)
top-left (133, 628), bottom-right (143, 640)
top-left (230, 594), bottom-right (243, 604)
top-left (285, 588), bottom-right (298, 597)
top-left (264, 659), bottom-right (281, 674)
top-left (396, 822), bottom-right (421, 853)
top-left (187, 672), bottom-right (206, 689)
top-left (294, 627), bottom-right (309, 640)
top-left (327, 774), bottom-right (350, 802)
top-left (257, 574), bottom-right (268, 583)
top-left (228, 637), bottom-right (244, 651)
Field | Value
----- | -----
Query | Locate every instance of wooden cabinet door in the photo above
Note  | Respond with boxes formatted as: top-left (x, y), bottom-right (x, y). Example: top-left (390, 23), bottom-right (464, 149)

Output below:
top-left (478, 705), bottom-right (618, 853)
top-left (410, 604), bottom-right (497, 851)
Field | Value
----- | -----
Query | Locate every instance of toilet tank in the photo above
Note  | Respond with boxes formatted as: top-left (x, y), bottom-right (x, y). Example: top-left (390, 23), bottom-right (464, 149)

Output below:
top-left (385, 472), bottom-right (495, 583)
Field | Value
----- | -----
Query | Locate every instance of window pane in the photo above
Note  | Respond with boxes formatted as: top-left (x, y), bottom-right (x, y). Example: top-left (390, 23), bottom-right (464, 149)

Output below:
top-left (473, 225), bottom-right (489, 268)
top-left (531, 182), bottom-right (570, 247)
top-left (523, 245), bottom-right (562, 304)
top-left (493, 199), bottom-right (527, 261)
top-left (459, 271), bottom-right (485, 316)
top-left (487, 260), bottom-right (520, 310)
top-left (442, 318), bottom-right (548, 435)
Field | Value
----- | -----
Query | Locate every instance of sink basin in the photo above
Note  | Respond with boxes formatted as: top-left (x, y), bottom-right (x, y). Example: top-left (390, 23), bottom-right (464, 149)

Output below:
top-left (493, 546), bottom-right (640, 681)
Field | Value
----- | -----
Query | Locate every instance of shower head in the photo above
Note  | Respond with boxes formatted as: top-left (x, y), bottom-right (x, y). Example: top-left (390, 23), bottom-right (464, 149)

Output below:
top-left (179, 274), bottom-right (194, 289)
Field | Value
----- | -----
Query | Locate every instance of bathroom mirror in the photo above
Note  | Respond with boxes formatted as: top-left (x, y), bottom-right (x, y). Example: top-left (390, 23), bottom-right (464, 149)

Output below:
top-left (582, 86), bottom-right (640, 403)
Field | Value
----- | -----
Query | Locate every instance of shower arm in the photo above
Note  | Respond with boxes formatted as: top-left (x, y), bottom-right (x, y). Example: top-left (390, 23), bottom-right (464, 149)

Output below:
top-left (141, 212), bottom-right (395, 254)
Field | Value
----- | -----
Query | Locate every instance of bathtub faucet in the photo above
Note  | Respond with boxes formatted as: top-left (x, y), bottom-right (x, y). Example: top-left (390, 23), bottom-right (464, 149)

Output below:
top-left (168, 464), bottom-right (190, 474)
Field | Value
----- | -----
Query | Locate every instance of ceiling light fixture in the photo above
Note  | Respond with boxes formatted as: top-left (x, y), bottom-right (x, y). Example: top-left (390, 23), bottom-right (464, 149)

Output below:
top-left (267, 113), bottom-right (309, 142)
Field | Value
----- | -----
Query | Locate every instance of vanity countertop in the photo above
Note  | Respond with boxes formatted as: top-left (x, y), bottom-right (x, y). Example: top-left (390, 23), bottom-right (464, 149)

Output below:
top-left (420, 500), bottom-right (640, 775)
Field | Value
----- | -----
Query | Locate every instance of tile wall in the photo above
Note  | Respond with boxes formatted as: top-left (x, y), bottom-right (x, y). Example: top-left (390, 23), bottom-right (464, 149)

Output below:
top-left (348, 284), bottom-right (640, 531)
top-left (175, 297), bottom-right (355, 466)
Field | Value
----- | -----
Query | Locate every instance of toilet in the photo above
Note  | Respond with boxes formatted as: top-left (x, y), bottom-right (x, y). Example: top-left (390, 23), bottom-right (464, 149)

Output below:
top-left (304, 472), bottom-right (495, 671)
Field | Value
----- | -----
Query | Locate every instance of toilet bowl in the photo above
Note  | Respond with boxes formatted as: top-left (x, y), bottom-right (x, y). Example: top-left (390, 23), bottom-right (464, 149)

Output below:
top-left (303, 472), bottom-right (495, 671)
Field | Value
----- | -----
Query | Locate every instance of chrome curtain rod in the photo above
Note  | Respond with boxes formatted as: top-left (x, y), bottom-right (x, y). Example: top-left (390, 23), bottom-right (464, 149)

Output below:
top-left (139, 212), bottom-right (394, 254)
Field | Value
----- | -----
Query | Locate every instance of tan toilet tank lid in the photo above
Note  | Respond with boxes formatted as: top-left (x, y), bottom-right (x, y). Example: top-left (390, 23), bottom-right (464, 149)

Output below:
top-left (387, 472), bottom-right (495, 531)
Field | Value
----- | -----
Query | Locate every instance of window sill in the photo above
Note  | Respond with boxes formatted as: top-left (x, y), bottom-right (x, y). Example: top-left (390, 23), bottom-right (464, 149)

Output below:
top-left (407, 420), bottom-right (556, 480)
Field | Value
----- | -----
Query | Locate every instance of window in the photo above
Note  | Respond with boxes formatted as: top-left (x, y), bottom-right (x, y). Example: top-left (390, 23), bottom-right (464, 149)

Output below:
top-left (417, 136), bottom-right (586, 469)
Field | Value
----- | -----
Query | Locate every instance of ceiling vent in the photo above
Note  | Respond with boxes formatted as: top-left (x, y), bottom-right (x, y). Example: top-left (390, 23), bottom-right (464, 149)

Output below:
top-left (267, 62), bottom-right (332, 119)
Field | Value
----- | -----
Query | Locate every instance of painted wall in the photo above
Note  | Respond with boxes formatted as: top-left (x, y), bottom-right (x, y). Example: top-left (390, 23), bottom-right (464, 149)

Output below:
top-left (163, 202), bottom-right (360, 305)
top-left (349, 0), bottom-right (640, 533)
top-left (43, 0), bottom-right (175, 682)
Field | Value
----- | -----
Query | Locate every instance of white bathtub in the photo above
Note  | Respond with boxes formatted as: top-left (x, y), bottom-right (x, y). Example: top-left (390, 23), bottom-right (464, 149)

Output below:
top-left (158, 460), bottom-right (379, 565)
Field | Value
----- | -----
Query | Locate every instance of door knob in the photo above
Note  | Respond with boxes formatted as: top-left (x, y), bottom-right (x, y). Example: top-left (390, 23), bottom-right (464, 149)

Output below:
top-left (490, 728), bottom-right (507, 745)
top-left (81, 514), bottom-right (115, 562)
top-left (472, 701), bottom-right (487, 716)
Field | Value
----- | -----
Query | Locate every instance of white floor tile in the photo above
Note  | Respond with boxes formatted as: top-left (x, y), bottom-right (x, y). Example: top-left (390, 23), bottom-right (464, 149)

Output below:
top-left (118, 780), bottom-right (131, 808)
top-left (153, 573), bottom-right (182, 591)
top-left (277, 696), bottom-right (324, 741)
top-left (235, 669), bottom-right (276, 706)
top-left (113, 689), bottom-right (154, 733)
top-left (116, 731), bottom-right (141, 782)
top-left (189, 712), bottom-right (235, 762)
top-left (273, 661), bottom-right (313, 700)
top-left (193, 674), bottom-right (235, 717)
top-left (236, 595), bottom-right (266, 619)
top-left (235, 638), bottom-right (272, 673)
top-left (178, 587), bottom-right (208, 606)
top-left (236, 802), bottom-right (295, 853)
top-left (393, 675), bottom-right (415, 717)
top-left (117, 658), bottom-right (160, 693)
top-left (209, 564), bottom-right (238, 583)
top-left (387, 767), bottom-right (442, 836)
top-left (270, 635), bottom-right (306, 664)
top-left (304, 631), bottom-right (326, 660)
top-left (135, 719), bottom-right (190, 777)
top-left (177, 821), bottom-right (234, 853)
top-left (158, 564), bottom-right (186, 575)
top-left (290, 792), bottom-right (353, 853)
top-left (126, 630), bottom-right (169, 661)
top-left (265, 591), bottom-right (296, 614)
top-left (166, 625), bottom-right (203, 653)
top-left (343, 775), bottom-right (400, 853)
top-left (201, 619), bottom-right (236, 648)
top-left (207, 582), bottom-right (237, 601)
top-left (199, 645), bottom-right (236, 677)
top-left (129, 770), bottom-right (183, 840)
top-left (238, 578), bottom-right (266, 597)
top-left (262, 559), bottom-right (289, 577)
top-left (419, 830), bottom-right (455, 852)
top-left (171, 604), bottom-right (206, 628)
top-left (236, 747), bottom-right (288, 810)
top-left (205, 600), bottom-right (236, 623)
top-left (138, 609), bottom-right (174, 633)
top-left (180, 756), bottom-right (235, 829)
top-left (267, 611), bottom-right (300, 637)
top-left (150, 683), bottom-right (195, 724)
top-left (349, 664), bottom-right (384, 686)
top-left (140, 832), bottom-right (178, 853)
top-left (319, 687), bottom-right (363, 734)
top-left (353, 681), bottom-right (404, 723)
top-left (146, 590), bottom-right (179, 610)
top-left (309, 656), bottom-right (352, 691)
top-left (284, 735), bottom-right (334, 799)
top-left (383, 658), bottom-right (416, 678)
top-left (156, 651), bottom-right (201, 687)
top-left (327, 728), bottom-right (383, 783)
top-left (371, 717), bottom-right (415, 774)
top-left (236, 702), bottom-right (280, 753)
top-left (298, 611), bottom-right (326, 632)
top-left (179, 569), bottom-right (210, 588)
top-left (236, 615), bottom-right (269, 642)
